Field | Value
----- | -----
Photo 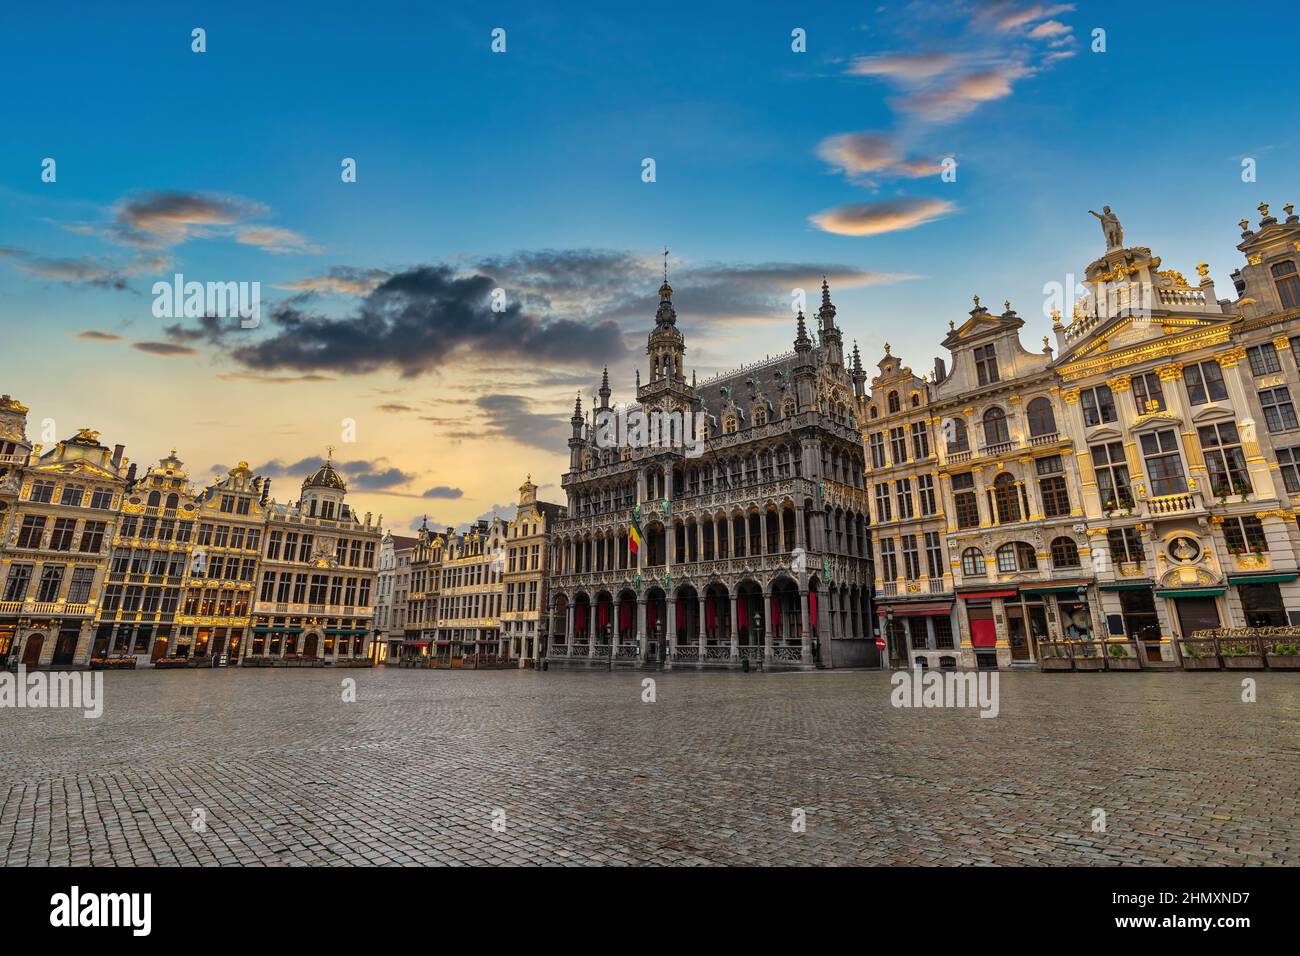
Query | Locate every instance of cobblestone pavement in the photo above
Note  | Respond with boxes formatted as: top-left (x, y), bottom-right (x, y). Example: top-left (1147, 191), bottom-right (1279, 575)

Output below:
top-left (1, 668), bottom-right (1298, 866)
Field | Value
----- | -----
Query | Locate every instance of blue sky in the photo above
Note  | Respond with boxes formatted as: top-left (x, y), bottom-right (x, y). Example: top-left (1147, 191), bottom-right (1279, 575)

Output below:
top-left (1, 0), bottom-right (1296, 530)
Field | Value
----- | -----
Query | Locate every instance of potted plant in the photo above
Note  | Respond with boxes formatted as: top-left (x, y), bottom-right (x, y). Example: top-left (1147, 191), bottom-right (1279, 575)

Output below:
top-left (1179, 639), bottom-right (1221, 669)
top-left (1265, 638), bottom-right (1300, 670)
top-left (1038, 641), bottom-right (1074, 671)
top-left (1106, 641), bottom-right (1141, 670)
top-left (1073, 640), bottom-right (1105, 671)
top-left (1219, 637), bottom-right (1265, 669)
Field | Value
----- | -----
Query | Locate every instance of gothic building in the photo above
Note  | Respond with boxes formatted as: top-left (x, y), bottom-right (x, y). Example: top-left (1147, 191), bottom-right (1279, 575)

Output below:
top-left (546, 276), bottom-right (877, 669)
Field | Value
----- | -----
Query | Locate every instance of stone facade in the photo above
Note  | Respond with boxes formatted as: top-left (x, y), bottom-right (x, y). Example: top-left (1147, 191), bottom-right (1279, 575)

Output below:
top-left (902, 204), bottom-right (1300, 669)
top-left (248, 457), bottom-right (382, 663)
top-left (546, 277), bottom-right (877, 670)
top-left (0, 406), bottom-right (128, 667)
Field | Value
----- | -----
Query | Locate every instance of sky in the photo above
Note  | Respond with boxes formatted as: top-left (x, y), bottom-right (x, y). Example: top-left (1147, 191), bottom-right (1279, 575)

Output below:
top-left (1, 0), bottom-right (1296, 535)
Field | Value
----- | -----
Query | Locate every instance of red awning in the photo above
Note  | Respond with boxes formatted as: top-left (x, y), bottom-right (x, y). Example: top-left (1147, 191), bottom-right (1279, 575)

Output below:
top-left (888, 602), bottom-right (954, 617)
top-left (960, 590), bottom-right (1017, 600)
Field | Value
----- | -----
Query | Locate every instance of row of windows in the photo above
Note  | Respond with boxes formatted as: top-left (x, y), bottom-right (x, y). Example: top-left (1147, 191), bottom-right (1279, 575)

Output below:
top-left (25, 481), bottom-right (116, 509)
top-left (258, 571), bottom-right (372, 607)
top-left (13, 516), bottom-right (108, 552)
top-left (2, 564), bottom-right (96, 603)
top-left (878, 531), bottom-right (945, 580)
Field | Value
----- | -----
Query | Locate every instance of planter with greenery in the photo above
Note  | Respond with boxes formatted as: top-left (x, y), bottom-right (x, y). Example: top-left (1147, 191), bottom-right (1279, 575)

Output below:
top-left (1105, 640), bottom-right (1141, 670)
top-left (1179, 640), bottom-right (1221, 669)
top-left (1265, 640), bottom-right (1300, 670)
top-left (1218, 637), bottom-right (1265, 669)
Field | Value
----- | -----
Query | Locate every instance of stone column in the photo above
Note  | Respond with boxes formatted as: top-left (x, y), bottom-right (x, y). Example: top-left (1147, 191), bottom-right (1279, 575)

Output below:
top-left (698, 593), bottom-right (707, 651)
top-left (636, 598), bottom-right (647, 660)
top-left (728, 593), bottom-right (739, 660)
top-left (666, 594), bottom-right (677, 657)
top-left (800, 590), bottom-right (812, 664)
top-left (762, 587), bottom-right (773, 661)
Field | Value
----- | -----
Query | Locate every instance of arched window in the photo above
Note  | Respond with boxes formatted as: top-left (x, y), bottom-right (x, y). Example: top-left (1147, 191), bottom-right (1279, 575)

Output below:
top-left (961, 547), bottom-right (985, 577)
top-left (998, 541), bottom-right (1037, 572)
top-left (947, 417), bottom-right (969, 452)
top-left (1272, 260), bottom-right (1300, 310)
top-left (993, 472), bottom-right (1021, 523)
top-left (887, 391), bottom-right (901, 413)
top-left (982, 407), bottom-right (1009, 446)
top-left (1051, 536), bottom-right (1081, 568)
top-left (754, 407), bottom-right (768, 426)
top-left (147, 490), bottom-right (161, 507)
top-left (1027, 397), bottom-right (1056, 437)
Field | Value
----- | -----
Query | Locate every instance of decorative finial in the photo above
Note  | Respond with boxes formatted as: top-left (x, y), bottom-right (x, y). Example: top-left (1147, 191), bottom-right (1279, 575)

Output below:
top-left (1286, 203), bottom-right (1296, 218)
top-left (949, 319), bottom-right (956, 330)
top-left (1259, 201), bottom-right (1271, 219)
top-left (663, 246), bottom-right (669, 284)
top-left (972, 294), bottom-right (980, 308)
top-left (1042, 335), bottom-right (1050, 347)
top-left (1196, 261), bottom-right (1209, 281)
top-left (883, 341), bottom-right (891, 355)
top-left (1003, 299), bottom-right (1011, 312)
top-left (1051, 307), bottom-right (1062, 324)
top-left (1240, 218), bottom-right (1251, 232)
top-left (326, 445), bottom-right (334, 463)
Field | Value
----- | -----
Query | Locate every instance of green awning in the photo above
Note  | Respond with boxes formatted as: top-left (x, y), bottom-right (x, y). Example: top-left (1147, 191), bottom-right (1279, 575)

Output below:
top-left (252, 626), bottom-right (304, 634)
top-left (1228, 573), bottom-right (1298, 585)
top-left (1098, 582), bottom-right (1154, 591)
top-left (1022, 585), bottom-right (1090, 595)
top-left (1156, 588), bottom-right (1226, 599)
top-left (324, 628), bottom-right (368, 636)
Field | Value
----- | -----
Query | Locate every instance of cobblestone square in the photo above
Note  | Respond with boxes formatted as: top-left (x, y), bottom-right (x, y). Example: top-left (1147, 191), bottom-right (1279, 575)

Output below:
top-left (2, 668), bottom-right (1297, 866)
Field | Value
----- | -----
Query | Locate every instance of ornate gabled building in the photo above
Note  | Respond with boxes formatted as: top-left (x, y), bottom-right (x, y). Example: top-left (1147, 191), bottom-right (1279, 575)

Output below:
top-left (94, 451), bottom-right (201, 662)
top-left (931, 296), bottom-right (1078, 668)
top-left (501, 476), bottom-right (564, 666)
top-left (432, 517), bottom-right (505, 661)
top-left (0, 404), bottom-right (129, 667)
top-left (173, 461), bottom-right (268, 662)
top-left (862, 346), bottom-right (957, 669)
top-left (374, 530), bottom-right (421, 663)
top-left (248, 455), bottom-right (382, 662)
top-left (546, 276), bottom-right (877, 669)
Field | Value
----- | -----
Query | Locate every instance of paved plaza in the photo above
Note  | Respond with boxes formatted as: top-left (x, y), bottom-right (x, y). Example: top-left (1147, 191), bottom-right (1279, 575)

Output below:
top-left (1, 667), bottom-right (1298, 866)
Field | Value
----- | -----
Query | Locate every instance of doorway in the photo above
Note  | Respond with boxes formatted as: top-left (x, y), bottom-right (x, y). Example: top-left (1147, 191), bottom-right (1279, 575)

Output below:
top-left (21, 633), bottom-right (44, 666)
top-left (304, 633), bottom-right (319, 658)
top-left (53, 629), bottom-right (79, 666)
top-left (1174, 597), bottom-right (1221, 638)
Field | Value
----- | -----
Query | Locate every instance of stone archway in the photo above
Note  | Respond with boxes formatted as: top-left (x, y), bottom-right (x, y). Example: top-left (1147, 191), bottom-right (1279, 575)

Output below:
top-left (304, 633), bottom-right (320, 658)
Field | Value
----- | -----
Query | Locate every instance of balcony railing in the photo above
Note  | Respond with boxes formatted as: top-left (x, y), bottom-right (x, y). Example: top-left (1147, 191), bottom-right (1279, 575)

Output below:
top-left (1146, 491), bottom-right (1198, 516)
top-left (1028, 432), bottom-right (1060, 446)
top-left (980, 439), bottom-right (1020, 457)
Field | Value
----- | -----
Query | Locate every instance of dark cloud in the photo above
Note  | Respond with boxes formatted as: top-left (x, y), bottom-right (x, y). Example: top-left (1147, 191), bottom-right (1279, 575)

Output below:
top-left (422, 486), bottom-right (464, 499)
top-left (170, 264), bottom-right (628, 378)
top-left (112, 191), bottom-right (263, 247)
top-left (251, 456), bottom-right (414, 491)
top-left (133, 341), bottom-right (198, 356)
top-left (476, 394), bottom-right (570, 451)
top-left (78, 330), bottom-right (122, 341)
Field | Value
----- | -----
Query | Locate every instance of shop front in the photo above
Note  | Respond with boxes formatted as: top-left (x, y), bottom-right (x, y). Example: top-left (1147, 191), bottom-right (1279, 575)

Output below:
top-left (879, 601), bottom-right (957, 669)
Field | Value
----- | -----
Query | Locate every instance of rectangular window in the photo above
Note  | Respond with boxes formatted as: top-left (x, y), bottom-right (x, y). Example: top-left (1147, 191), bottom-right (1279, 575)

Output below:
top-left (1260, 386), bottom-right (1299, 432)
top-left (917, 474), bottom-right (937, 515)
top-left (266, 530), bottom-right (282, 561)
top-left (1132, 372), bottom-right (1165, 414)
top-left (895, 479), bottom-right (914, 519)
top-left (1198, 422), bottom-right (1251, 497)
top-left (1035, 458), bottom-right (1070, 517)
top-left (880, 539), bottom-right (898, 581)
top-left (1079, 385), bottom-right (1117, 426)
top-left (951, 472), bottom-right (980, 529)
top-left (868, 433), bottom-right (885, 468)
top-left (974, 344), bottom-right (999, 386)
top-left (910, 421), bottom-right (930, 459)
top-left (28, 480), bottom-right (55, 503)
top-left (1090, 442), bottom-right (1132, 511)
top-left (889, 427), bottom-right (908, 464)
top-left (1107, 527), bottom-right (1144, 566)
top-left (1247, 343), bottom-right (1281, 376)
top-left (874, 484), bottom-right (892, 522)
top-left (3, 564), bottom-right (33, 601)
top-left (16, 515), bottom-right (46, 549)
top-left (1139, 429), bottom-right (1186, 496)
top-left (60, 484), bottom-right (85, 506)
top-left (1223, 516), bottom-right (1268, 554)
top-left (1182, 361), bottom-right (1228, 406)
top-left (49, 518), bottom-right (76, 551)
top-left (924, 532), bottom-right (943, 578)
top-left (1278, 446), bottom-right (1300, 493)
top-left (901, 535), bottom-right (920, 580)
top-left (66, 566), bottom-right (95, 604)
top-left (89, 488), bottom-right (114, 510)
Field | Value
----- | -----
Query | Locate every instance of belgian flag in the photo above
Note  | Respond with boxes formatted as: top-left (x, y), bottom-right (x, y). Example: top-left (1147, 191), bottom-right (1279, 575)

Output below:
top-left (629, 505), bottom-right (643, 556)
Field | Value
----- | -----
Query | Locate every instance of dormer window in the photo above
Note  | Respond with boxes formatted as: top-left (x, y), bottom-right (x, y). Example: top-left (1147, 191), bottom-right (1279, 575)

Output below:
top-left (887, 391), bottom-right (900, 413)
top-left (1272, 260), bottom-right (1300, 310)
top-left (974, 344), bottom-right (999, 385)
